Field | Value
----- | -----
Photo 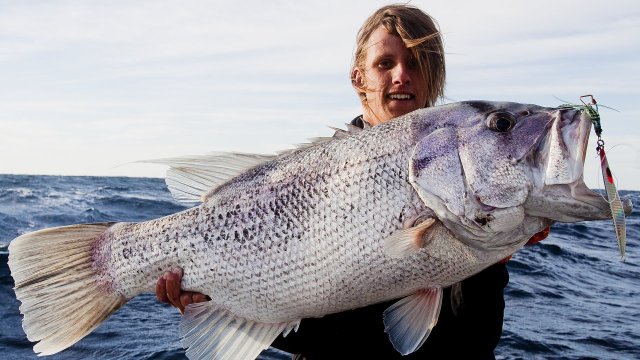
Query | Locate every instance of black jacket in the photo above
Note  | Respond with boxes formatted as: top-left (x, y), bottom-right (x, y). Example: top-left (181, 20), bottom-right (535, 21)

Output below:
top-left (271, 116), bottom-right (509, 359)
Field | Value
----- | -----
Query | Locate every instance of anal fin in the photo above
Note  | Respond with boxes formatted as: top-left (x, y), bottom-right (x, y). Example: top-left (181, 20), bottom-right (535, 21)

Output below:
top-left (383, 287), bottom-right (443, 355)
top-left (180, 301), bottom-right (299, 360)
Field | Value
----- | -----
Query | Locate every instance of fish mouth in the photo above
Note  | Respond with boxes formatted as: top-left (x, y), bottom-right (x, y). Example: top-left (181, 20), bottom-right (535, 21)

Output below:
top-left (542, 108), bottom-right (590, 185)
top-left (524, 182), bottom-right (632, 222)
top-left (525, 108), bottom-right (633, 222)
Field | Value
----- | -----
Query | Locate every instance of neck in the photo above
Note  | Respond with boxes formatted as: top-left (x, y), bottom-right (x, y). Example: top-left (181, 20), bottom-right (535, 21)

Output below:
top-left (361, 110), bottom-right (385, 127)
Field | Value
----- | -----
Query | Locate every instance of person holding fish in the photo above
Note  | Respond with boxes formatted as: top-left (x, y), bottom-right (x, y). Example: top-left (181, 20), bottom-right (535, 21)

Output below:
top-left (16, 3), bottom-right (628, 359)
top-left (156, 4), bottom-right (550, 359)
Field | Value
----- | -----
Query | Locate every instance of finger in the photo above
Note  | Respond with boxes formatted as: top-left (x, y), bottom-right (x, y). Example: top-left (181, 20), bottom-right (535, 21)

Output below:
top-left (165, 270), bottom-right (185, 314)
top-left (155, 273), bottom-right (169, 303)
top-left (526, 226), bottom-right (551, 246)
top-left (180, 293), bottom-right (194, 310)
top-left (180, 292), bottom-right (210, 310)
top-left (192, 293), bottom-right (211, 303)
top-left (532, 227), bottom-right (550, 243)
top-left (541, 227), bottom-right (551, 237)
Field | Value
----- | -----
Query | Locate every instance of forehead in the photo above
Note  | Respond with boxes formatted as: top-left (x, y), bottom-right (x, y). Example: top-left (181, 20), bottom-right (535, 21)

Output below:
top-left (364, 26), bottom-right (409, 62)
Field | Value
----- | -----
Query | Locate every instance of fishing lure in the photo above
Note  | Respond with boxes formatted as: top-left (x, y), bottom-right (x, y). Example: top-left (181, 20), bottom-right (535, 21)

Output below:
top-left (577, 95), bottom-right (626, 258)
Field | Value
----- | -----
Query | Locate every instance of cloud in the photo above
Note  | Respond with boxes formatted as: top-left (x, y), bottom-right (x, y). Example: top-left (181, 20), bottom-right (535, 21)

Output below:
top-left (1, 0), bottom-right (639, 188)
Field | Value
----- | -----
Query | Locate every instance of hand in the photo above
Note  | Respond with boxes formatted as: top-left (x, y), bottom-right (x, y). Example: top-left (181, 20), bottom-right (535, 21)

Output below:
top-left (156, 267), bottom-right (210, 314)
top-left (525, 226), bottom-right (550, 246)
top-left (500, 226), bottom-right (551, 263)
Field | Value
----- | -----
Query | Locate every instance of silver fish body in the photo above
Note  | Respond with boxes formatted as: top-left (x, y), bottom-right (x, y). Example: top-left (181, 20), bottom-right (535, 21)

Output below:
top-left (96, 112), bottom-right (498, 322)
top-left (9, 101), bottom-right (631, 359)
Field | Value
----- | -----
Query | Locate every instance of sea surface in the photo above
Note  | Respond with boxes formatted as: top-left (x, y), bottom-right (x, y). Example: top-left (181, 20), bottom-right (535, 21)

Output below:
top-left (0, 174), bottom-right (638, 360)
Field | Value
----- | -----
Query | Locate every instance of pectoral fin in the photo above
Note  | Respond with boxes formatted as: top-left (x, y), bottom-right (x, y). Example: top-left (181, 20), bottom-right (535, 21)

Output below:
top-left (383, 287), bottom-right (443, 356)
top-left (180, 301), bottom-right (299, 360)
top-left (383, 218), bottom-right (435, 258)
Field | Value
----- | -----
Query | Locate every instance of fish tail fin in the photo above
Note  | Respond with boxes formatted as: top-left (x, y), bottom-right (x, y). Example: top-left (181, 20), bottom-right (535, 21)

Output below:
top-left (8, 223), bottom-right (127, 355)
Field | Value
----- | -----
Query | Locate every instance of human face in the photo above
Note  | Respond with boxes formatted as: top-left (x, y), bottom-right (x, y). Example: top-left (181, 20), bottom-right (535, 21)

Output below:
top-left (353, 26), bottom-right (428, 126)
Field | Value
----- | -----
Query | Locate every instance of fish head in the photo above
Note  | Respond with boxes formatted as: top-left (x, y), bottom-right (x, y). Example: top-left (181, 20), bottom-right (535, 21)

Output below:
top-left (409, 101), bottom-right (631, 250)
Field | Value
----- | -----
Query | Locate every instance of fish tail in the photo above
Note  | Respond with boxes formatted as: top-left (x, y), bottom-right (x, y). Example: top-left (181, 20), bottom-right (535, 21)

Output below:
top-left (8, 223), bottom-right (127, 356)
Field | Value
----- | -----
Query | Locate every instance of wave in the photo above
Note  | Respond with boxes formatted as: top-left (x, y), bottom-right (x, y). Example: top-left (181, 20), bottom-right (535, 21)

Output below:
top-left (1, 174), bottom-right (638, 359)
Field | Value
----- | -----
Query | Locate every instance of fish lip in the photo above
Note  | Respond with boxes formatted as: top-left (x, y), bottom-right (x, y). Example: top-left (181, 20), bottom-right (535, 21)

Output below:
top-left (570, 180), bottom-right (633, 217)
top-left (571, 181), bottom-right (611, 214)
top-left (524, 181), bottom-right (632, 222)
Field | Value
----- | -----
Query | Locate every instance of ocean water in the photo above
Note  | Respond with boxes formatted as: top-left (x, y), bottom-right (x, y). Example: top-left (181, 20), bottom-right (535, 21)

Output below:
top-left (0, 174), bottom-right (638, 359)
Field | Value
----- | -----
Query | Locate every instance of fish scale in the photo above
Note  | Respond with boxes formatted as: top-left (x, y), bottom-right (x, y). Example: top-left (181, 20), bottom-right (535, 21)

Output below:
top-left (116, 129), bottom-right (419, 321)
top-left (9, 101), bottom-right (631, 359)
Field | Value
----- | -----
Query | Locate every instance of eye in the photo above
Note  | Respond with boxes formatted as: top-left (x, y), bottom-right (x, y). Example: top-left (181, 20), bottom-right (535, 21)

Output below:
top-left (407, 57), bottom-right (418, 69)
top-left (378, 59), bottom-right (393, 69)
top-left (487, 112), bottom-right (516, 132)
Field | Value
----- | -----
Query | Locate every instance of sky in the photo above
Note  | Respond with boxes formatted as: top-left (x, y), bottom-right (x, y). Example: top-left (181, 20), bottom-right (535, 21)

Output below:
top-left (1, 0), bottom-right (639, 189)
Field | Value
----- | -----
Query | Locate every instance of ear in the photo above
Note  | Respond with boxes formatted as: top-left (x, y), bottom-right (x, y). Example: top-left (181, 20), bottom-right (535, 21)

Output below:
top-left (351, 67), bottom-right (364, 91)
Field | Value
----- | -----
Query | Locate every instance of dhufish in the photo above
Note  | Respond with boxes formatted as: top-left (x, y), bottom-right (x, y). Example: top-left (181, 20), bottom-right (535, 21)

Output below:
top-left (8, 101), bottom-right (631, 359)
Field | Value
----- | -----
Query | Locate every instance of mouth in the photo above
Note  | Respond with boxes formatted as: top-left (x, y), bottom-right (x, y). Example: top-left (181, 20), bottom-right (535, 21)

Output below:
top-left (387, 92), bottom-right (415, 101)
top-left (525, 108), bottom-right (633, 222)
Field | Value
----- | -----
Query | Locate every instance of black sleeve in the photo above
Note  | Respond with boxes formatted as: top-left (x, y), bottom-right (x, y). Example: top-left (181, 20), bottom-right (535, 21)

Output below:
top-left (349, 115), bottom-right (366, 129)
top-left (271, 263), bottom-right (509, 360)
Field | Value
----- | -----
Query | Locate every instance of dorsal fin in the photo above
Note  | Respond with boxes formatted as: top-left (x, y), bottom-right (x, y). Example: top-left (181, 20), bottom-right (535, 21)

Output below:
top-left (277, 123), bottom-right (370, 156)
top-left (144, 124), bottom-right (368, 204)
top-left (330, 122), bottom-right (370, 138)
top-left (143, 152), bottom-right (276, 204)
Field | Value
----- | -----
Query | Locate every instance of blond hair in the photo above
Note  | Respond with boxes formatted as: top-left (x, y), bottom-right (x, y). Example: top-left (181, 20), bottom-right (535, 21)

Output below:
top-left (352, 4), bottom-right (446, 108)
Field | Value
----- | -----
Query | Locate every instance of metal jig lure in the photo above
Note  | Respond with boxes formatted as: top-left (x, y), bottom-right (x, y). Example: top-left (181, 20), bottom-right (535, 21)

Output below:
top-left (579, 95), bottom-right (626, 259)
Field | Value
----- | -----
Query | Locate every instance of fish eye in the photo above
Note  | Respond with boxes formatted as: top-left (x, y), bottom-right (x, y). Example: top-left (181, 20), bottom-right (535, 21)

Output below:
top-left (487, 112), bottom-right (517, 132)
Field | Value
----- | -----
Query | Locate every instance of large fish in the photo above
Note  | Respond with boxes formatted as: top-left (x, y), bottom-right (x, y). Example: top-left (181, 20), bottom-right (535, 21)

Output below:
top-left (8, 101), bottom-right (632, 359)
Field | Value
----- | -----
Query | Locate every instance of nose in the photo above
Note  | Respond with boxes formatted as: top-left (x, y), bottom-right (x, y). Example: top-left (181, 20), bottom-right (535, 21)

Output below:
top-left (392, 63), bottom-right (411, 85)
